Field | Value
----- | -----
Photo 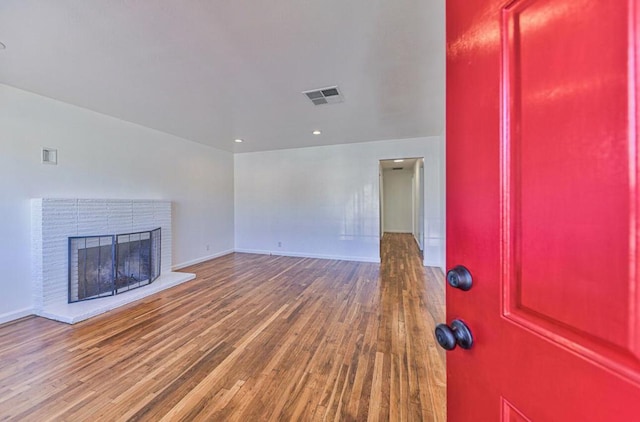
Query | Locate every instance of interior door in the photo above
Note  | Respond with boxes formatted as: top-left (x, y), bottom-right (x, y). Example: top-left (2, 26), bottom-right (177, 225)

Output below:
top-left (445, 0), bottom-right (639, 420)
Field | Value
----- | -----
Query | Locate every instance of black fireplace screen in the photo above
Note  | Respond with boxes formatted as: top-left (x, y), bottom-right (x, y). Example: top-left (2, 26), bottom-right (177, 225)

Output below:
top-left (68, 228), bottom-right (161, 303)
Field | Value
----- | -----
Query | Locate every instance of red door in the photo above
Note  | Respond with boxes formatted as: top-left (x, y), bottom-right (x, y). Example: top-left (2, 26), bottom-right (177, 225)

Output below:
top-left (446, 0), bottom-right (640, 420)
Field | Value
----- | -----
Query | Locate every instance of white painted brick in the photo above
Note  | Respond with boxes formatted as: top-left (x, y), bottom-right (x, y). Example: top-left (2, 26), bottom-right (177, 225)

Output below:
top-left (78, 199), bottom-right (110, 235)
top-left (132, 201), bottom-right (155, 232)
top-left (154, 201), bottom-right (172, 272)
top-left (31, 199), bottom-right (44, 311)
top-left (107, 200), bottom-right (133, 233)
top-left (32, 198), bottom-right (174, 322)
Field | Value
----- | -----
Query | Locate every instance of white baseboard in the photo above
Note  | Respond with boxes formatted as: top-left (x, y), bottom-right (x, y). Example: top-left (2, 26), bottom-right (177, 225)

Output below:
top-left (423, 257), bottom-right (445, 272)
top-left (0, 307), bottom-right (34, 325)
top-left (172, 249), bottom-right (235, 270)
top-left (234, 248), bottom-right (381, 264)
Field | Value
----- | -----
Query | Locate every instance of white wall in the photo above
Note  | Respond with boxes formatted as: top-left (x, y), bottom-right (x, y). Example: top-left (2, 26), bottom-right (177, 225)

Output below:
top-left (235, 137), bottom-right (445, 267)
top-left (379, 166), bottom-right (385, 235)
top-left (382, 168), bottom-right (413, 233)
top-left (413, 159), bottom-right (425, 250)
top-left (415, 158), bottom-right (422, 250)
top-left (0, 84), bottom-right (235, 323)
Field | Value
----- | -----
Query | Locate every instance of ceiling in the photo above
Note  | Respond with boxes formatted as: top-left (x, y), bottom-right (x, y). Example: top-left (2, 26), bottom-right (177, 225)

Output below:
top-left (0, 1), bottom-right (445, 153)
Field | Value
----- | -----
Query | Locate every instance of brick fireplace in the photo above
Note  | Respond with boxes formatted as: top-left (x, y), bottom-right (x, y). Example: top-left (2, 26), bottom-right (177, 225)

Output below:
top-left (31, 198), bottom-right (195, 323)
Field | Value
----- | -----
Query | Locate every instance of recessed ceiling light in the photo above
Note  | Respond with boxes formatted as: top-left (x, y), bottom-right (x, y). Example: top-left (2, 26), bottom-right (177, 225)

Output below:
top-left (394, 159), bottom-right (404, 163)
top-left (234, 139), bottom-right (243, 143)
top-left (0, 42), bottom-right (6, 50)
top-left (312, 130), bottom-right (322, 135)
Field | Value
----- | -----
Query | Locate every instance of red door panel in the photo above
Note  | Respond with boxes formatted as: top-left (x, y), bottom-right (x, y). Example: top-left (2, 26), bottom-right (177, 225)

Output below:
top-left (502, 0), bottom-right (639, 371)
top-left (446, 0), bottom-right (640, 420)
top-left (502, 398), bottom-right (531, 422)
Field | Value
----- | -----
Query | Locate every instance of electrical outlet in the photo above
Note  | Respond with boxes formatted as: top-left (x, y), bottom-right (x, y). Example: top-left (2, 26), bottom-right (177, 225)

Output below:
top-left (206, 244), bottom-right (210, 251)
top-left (278, 241), bottom-right (282, 247)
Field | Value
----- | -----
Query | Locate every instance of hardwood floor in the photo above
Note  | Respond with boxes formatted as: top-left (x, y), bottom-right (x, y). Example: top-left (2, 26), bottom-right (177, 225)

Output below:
top-left (0, 233), bottom-right (445, 421)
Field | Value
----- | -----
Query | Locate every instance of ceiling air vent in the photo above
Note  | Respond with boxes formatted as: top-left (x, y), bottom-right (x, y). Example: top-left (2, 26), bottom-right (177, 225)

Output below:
top-left (392, 167), bottom-right (404, 170)
top-left (303, 86), bottom-right (344, 106)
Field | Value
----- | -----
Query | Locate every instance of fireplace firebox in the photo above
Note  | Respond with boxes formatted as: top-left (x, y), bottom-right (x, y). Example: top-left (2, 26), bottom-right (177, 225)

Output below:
top-left (68, 228), bottom-right (161, 303)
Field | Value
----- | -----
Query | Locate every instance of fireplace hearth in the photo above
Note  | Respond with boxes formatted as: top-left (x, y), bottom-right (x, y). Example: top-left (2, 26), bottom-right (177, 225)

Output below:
top-left (69, 228), bottom-right (161, 303)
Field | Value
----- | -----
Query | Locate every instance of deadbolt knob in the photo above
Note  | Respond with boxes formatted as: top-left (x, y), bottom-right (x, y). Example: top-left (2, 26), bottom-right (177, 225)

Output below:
top-left (446, 265), bottom-right (473, 291)
top-left (435, 319), bottom-right (474, 350)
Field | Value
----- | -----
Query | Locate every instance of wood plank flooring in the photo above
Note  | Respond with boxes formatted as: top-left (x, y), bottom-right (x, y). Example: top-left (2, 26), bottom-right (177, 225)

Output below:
top-left (0, 233), bottom-right (445, 421)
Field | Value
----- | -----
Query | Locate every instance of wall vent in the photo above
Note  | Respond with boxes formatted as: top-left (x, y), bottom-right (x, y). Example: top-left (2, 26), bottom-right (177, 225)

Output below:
top-left (302, 86), bottom-right (344, 106)
top-left (392, 167), bottom-right (404, 170)
top-left (42, 147), bottom-right (57, 165)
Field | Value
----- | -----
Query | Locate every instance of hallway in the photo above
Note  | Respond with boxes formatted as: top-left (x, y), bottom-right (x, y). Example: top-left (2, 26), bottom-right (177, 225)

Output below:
top-left (378, 232), bottom-right (447, 420)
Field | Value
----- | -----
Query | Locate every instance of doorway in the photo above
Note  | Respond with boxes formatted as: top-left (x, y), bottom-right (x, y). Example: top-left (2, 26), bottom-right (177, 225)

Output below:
top-left (379, 158), bottom-right (425, 254)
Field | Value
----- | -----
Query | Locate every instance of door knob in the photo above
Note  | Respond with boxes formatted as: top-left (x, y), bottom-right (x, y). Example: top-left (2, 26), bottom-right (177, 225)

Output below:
top-left (446, 265), bottom-right (473, 291)
top-left (435, 319), bottom-right (474, 350)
